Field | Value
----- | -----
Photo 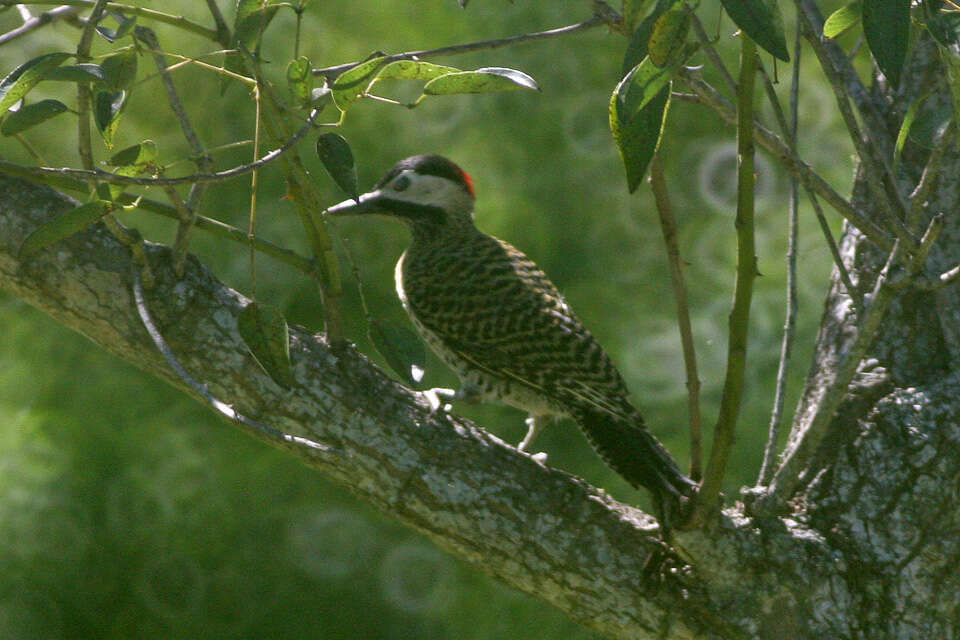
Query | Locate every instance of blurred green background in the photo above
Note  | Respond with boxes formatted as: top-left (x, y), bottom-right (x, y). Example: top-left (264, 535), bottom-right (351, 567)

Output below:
top-left (0, 2), bottom-right (853, 638)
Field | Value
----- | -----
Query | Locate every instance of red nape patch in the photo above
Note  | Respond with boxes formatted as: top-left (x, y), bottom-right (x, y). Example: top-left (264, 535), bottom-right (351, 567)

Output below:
top-left (459, 169), bottom-right (475, 196)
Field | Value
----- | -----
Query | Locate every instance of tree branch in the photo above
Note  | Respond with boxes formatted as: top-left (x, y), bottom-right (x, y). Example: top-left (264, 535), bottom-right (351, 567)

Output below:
top-left (0, 173), bottom-right (750, 640)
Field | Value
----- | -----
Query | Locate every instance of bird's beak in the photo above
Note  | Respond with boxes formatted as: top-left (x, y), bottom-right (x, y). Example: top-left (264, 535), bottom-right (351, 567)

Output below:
top-left (324, 189), bottom-right (388, 216)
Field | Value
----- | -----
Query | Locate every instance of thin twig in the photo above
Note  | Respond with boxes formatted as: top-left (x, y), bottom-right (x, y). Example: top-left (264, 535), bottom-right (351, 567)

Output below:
top-left (75, 0), bottom-right (109, 173)
top-left (102, 215), bottom-right (155, 287)
top-left (313, 14), bottom-right (608, 79)
top-left (756, 59), bottom-right (862, 310)
top-left (678, 69), bottom-right (894, 251)
top-left (248, 84), bottom-right (263, 297)
top-left (689, 11), bottom-right (737, 95)
top-left (17, 0), bottom-right (220, 40)
top-left (0, 110), bottom-right (318, 187)
top-left (132, 268), bottom-right (338, 455)
top-left (794, 1), bottom-right (917, 252)
top-left (204, 0), bottom-right (231, 48)
top-left (694, 35), bottom-right (759, 520)
top-left (907, 124), bottom-right (953, 232)
top-left (136, 26), bottom-right (212, 276)
top-left (758, 27), bottom-right (801, 487)
top-left (0, 5), bottom-right (82, 46)
top-left (649, 155), bottom-right (703, 481)
top-left (241, 47), bottom-right (346, 343)
top-left (764, 214), bottom-right (943, 508)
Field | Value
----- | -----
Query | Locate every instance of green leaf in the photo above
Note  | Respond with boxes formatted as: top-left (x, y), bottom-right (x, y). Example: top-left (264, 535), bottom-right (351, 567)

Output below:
top-left (824, 1), bottom-right (863, 38)
top-left (623, 0), bottom-right (655, 33)
top-left (1, 99), bottom-right (68, 136)
top-left (0, 52), bottom-right (72, 113)
top-left (222, 0), bottom-right (280, 93)
top-left (237, 302), bottom-right (294, 388)
top-left (331, 55), bottom-right (388, 111)
top-left (613, 45), bottom-right (694, 124)
top-left (719, 0), bottom-right (790, 61)
top-left (647, 7), bottom-right (691, 67)
top-left (96, 12), bottom-right (136, 42)
top-left (286, 56), bottom-right (313, 107)
top-left (610, 86), bottom-right (671, 193)
top-left (894, 95), bottom-right (921, 164)
top-left (44, 63), bottom-right (106, 83)
top-left (99, 47), bottom-right (138, 91)
top-left (622, 0), bottom-right (681, 74)
top-left (94, 89), bottom-right (127, 148)
top-left (368, 318), bottom-right (426, 385)
top-left (107, 164), bottom-right (150, 201)
top-left (18, 200), bottom-right (113, 261)
top-left (109, 139), bottom-right (157, 166)
top-left (422, 67), bottom-right (539, 95)
top-left (862, 0), bottom-right (910, 87)
top-left (375, 60), bottom-right (461, 82)
top-left (316, 133), bottom-right (358, 200)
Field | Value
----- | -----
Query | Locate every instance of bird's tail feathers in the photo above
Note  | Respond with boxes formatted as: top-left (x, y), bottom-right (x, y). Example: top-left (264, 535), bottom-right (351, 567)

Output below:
top-left (573, 406), bottom-right (695, 503)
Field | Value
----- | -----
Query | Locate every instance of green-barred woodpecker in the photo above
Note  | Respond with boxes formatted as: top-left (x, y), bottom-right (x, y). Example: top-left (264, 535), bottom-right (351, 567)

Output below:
top-left (325, 155), bottom-right (695, 520)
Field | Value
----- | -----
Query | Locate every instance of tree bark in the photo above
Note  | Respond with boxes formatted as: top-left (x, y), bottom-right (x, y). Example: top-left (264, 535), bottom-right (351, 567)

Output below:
top-left (2, 43), bottom-right (959, 640)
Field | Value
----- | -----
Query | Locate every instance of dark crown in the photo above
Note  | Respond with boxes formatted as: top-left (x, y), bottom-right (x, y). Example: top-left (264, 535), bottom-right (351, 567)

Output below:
top-left (376, 154), bottom-right (475, 196)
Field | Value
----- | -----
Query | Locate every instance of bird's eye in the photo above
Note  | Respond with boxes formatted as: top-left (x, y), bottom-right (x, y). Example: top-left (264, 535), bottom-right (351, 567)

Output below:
top-left (392, 175), bottom-right (411, 192)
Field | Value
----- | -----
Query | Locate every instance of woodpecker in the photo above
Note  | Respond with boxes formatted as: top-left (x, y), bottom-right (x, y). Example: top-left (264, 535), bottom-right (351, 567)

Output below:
top-left (325, 155), bottom-right (695, 518)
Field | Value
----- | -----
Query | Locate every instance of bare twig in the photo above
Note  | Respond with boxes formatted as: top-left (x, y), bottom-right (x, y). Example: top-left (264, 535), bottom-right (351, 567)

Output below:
top-left (764, 214), bottom-right (944, 508)
top-left (756, 58), bottom-right (862, 310)
top-left (135, 26), bottom-right (213, 276)
top-left (313, 14), bottom-right (608, 80)
top-left (758, 27), bottom-right (801, 486)
top-left (132, 268), bottom-right (338, 455)
top-left (75, 0), bottom-right (109, 173)
top-left (907, 124), bottom-right (953, 232)
top-left (204, 0), bottom-right (231, 48)
top-left (0, 5), bottom-right (82, 46)
top-left (794, 0), bottom-right (917, 252)
top-left (694, 35), bottom-right (759, 520)
top-left (679, 69), bottom-right (894, 251)
top-left (649, 155), bottom-right (703, 481)
top-left (689, 11), bottom-right (737, 95)
top-left (0, 110), bottom-right (318, 187)
top-left (18, 0), bottom-right (220, 40)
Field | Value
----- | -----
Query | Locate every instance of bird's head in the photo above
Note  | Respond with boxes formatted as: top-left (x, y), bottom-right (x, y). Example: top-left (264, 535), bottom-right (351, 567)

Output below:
top-left (324, 154), bottom-right (476, 231)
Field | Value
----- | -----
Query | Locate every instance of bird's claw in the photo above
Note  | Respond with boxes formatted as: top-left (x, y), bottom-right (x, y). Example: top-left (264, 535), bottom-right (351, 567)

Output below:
top-left (419, 387), bottom-right (456, 414)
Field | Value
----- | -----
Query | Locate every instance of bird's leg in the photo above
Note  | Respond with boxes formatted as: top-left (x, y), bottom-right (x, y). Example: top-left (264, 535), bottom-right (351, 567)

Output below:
top-left (517, 415), bottom-right (550, 463)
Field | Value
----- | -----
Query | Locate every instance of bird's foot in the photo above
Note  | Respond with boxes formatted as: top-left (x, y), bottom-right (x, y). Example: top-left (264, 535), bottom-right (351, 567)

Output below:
top-left (419, 387), bottom-right (456, 414)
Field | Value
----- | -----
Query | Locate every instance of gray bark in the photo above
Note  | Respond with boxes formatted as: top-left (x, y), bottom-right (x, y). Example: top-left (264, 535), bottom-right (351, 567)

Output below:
top-left (1, 42), bottom-right (959, 640)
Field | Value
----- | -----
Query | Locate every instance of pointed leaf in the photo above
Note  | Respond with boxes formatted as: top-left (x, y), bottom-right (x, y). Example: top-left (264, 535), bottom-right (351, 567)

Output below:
top-left (368, 318), bottom-right (426, 385)
top-left (647, 8), bottom-right (691, 67)
top-left (222, 0), bottom-right (280, 93)
top-left (316, 133), bottom-right (358, 200)
top-left (96, 12), bottom-right (136, 42)
top-left (237, 302), bottom-right (294, 388)
top-left (109, 139), bottom-right (157, 166)
top-left (94, 89), bottom-right (127, 148)
top-left (422, 67), bottom-right (539, 95)
top-left (862, 0), bottom-right (911, 87)
top-left (613, 45), bottom-right (694, 123)
top-left (99, 47), bottom-right (138, 91)
top-left (1, 99), bottom-right (68, 136)
top-left (0, 52), bottom-right (72, 113)
top-left (18, 200), bottom-right (113, 261)
top-left (286, 56), bottom-right (313, 107)
top-left (824, 1), bottom-right (863, 38)
top-left (331, 56), bottom-right (388, 111)
top-left (623, 0), bottom-right (655, 33)
top-left (610, 86), bottom-right (671, 193)
top-left (44, 63), bottom-right (106, 83)
top-left (719, 0), bottom-right (790, 61)
top-left (623, 0), bottom-right (682, 74)
top-left (107, 163), bottom-right (151, 201)
top-left (375, 60), bottom-right (461, 82)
